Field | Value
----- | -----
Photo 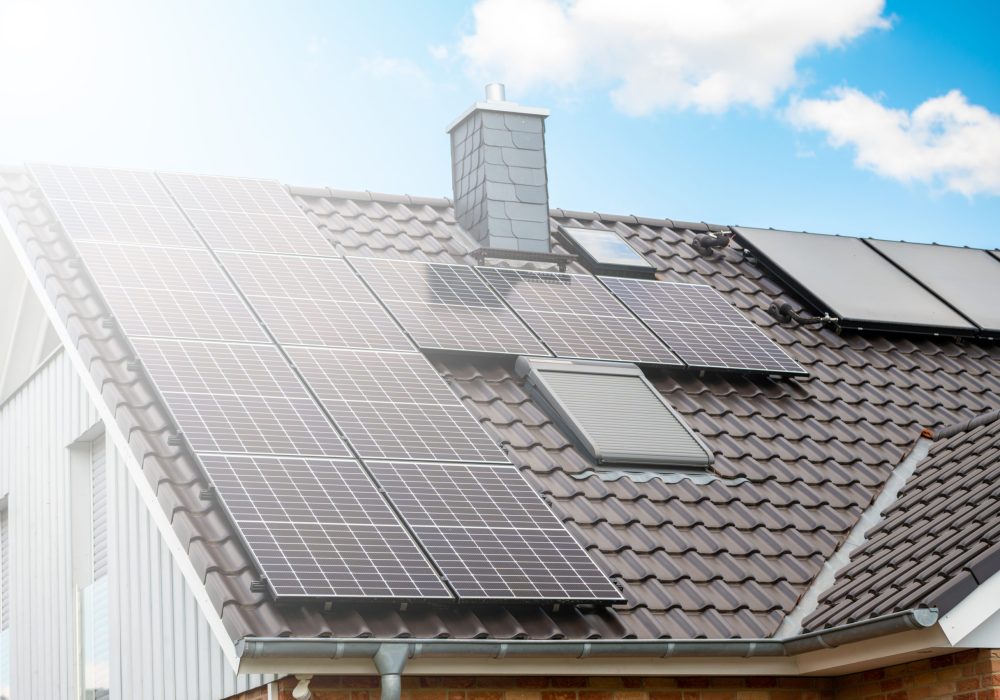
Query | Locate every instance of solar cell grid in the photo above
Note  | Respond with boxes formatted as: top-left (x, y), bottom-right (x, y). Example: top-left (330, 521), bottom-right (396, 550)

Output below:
top-left (478, 267), bottom-right (682, 365)
top-left (132, 338), bottom-right (348, 457)
top-left (159, 172), bottom-right (333, 256)
top-left (369, 461), bottom-right (623, 601)
top-left (287, 347), bottom-right (506, 463)
top-left (30, 164), bottom-right (174, 206)
top-left (349, 257), bottom-right (550, 355)
top-left (601, 277), bottom-right (806, 375)
top-left (200, 455), bottom-right (450, 598)
top-left (75, 241), bottom-right (267, 343)
top-left (217, 252), bottom-right (413, 350)
top-left (29, 164), bottom-right (203, 248)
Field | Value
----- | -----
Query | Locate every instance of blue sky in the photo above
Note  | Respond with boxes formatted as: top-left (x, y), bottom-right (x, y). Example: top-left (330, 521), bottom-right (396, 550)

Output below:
top-left (0, 0), bottom-right (997, 246)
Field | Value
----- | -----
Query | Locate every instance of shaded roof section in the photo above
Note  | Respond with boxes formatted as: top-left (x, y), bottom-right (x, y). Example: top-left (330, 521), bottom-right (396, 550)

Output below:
top-left (3, 168), bottom-right (1000, 641)
top-left (803, 409), bottom-right (1000, 631)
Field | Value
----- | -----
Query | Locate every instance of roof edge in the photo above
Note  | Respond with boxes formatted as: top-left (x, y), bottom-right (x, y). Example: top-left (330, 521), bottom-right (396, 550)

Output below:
top-left (236, 607), bottom-right (938, 663)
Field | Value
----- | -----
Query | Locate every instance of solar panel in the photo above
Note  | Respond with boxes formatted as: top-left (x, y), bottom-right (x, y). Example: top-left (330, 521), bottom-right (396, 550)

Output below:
top-left (368, 461), bottom-right (623, 602)
top-left (866, 239), bottom-right (1000, 334)
top-left (287, 347), bottom-right (507, 463)
top-left (200, 454), bottom-right (450, 599)
top-left (158, 172), bottom-right (333, 256)
top-left (601, 276), bottom-right (806, 376)
top-left (733, 227), bottom-right (976, 334)
top-left (131, 338), bottom-right (348, 457)
top-left (75, 241), bottom-right (267, 343)
top-left (217, 252), bottom-right (413, 350)
top-left (349, 257), bottom-right (551, 356)
top-left (477, 267), bottom-right (683, 365)
top-left (28, 164), bottom-right (203, 248)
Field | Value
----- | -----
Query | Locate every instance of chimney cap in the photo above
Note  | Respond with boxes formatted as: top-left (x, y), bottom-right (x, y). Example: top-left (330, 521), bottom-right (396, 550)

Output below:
top-left (485, 83), bottom-right (506, 101)
top-left (446, 85), bottom-right (550, 133)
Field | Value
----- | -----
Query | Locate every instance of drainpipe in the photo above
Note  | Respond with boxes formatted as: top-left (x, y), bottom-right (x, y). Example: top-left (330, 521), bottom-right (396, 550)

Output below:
top-left (374, 643), bottom-right (410, 700)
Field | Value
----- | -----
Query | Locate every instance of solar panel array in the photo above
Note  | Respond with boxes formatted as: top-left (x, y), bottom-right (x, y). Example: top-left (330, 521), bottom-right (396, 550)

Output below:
top-left (349, 257), bottom-right (550, 356)
top-left (75, 241), bottom-right (267, 343)
top-left (287, 347), bottom-right (508, 463)
top-left (158, 172), bottom-right (333, 256)
top-left (31, 165), bottom-right (622, 605)
top-left (601, 277), bottom-right (806, 376)
top-left (201, 455), bottom-right (449, 598)
top-left (733, 227), bottom-right (975, 334)
top-left (29, 164), bottom-right (203, 249)
top-left (369, 461), bottom-right (623, 601)
top-left (217, 252), bottom-right (413, 350)
top-left (478, 267), bottom-right (683, 365)
top-left (132, 338), bottom-right (349, 457)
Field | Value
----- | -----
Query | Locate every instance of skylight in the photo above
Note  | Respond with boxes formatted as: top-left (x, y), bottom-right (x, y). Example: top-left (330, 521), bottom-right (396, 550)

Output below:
top-left (559, 226), bottom-right (655, 277)
top-left (516, 357), bottom-right (713, 470)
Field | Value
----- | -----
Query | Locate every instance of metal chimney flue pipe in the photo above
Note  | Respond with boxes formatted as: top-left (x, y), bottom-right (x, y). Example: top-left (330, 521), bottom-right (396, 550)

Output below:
top-left (485, 83), bottom-right (506, 102)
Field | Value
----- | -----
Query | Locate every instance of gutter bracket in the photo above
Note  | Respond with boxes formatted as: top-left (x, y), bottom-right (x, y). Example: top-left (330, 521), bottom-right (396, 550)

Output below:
top-left (374, 643), bottom-right (411, 700)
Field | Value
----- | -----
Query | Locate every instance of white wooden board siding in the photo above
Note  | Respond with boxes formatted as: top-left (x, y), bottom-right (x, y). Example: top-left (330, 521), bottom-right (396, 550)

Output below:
top-left (0, 350), bottom-right (271, 699)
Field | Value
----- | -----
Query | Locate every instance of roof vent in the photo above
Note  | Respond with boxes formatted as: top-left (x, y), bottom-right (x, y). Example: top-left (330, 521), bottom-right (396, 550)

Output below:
top-left (447, 85), bottom-right (551, 254)
top-left (516, 357), bottom-right (714, 469)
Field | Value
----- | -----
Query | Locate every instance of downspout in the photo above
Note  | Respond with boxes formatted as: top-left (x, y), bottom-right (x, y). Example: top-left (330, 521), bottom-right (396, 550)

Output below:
top-left (374, 643), bottom-right (409, 700)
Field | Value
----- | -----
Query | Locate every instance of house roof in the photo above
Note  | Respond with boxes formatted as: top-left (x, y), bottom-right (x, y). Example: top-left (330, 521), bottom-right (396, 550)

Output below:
top-left (2, 166), bottom-right (1000, 642)
top-left (803, 409), bottom-right (1000, 631)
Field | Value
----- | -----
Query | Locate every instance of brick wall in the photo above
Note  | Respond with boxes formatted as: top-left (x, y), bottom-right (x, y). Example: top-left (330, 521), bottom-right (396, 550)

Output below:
top-left (227, 649), bottom-right (1000, 700)
top-left (832, 649), bottom-right (1000, 700)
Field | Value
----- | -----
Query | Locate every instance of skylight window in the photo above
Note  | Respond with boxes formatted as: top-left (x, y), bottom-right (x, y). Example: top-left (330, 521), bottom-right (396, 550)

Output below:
top-left (559, 226), bottom-right (656, 278)
top-left (516, 357), bottom-right (713, 469)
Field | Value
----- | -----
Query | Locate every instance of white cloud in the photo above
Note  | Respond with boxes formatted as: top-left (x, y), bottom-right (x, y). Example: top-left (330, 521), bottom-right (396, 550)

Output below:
top-left (360, 55), bottom-right (431, 86)
top-left (459, 0), bottom-right (889, 115)
top-left (788, 88), bottom-right (1000, 197)
top-left (427, 44), bottom-right (450, 61)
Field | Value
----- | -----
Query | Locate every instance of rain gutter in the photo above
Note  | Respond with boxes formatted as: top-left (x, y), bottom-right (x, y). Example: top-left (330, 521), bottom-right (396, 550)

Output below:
top-left (237, 608), bottom-right (937, 700)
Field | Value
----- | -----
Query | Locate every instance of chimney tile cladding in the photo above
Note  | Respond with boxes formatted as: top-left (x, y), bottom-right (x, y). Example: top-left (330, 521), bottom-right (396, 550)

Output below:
top-left (450, 107), bottom-right (551, 253)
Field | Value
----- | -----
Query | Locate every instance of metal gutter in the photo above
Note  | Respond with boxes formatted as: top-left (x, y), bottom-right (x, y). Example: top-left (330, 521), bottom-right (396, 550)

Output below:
top-left (237, 609), bottom-right (937, 699)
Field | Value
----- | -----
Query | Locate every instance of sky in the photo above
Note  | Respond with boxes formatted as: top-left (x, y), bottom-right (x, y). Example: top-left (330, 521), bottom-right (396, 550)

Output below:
top-left (0, 0), bottom-right (997, 247)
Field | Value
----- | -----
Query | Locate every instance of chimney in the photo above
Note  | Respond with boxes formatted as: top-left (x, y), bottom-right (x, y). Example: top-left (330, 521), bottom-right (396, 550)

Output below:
top-left (447, 84), bottom-right (551, 254)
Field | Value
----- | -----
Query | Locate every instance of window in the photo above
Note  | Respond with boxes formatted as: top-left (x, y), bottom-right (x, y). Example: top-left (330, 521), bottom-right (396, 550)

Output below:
top-left (558, 225), bottom-right (656, 278)
top-left (73, 435), bottom-right (109, 700)
top-left (0, 506), bottom-right (10, 700)
top-left (516, 357), bottom-right (713, 469)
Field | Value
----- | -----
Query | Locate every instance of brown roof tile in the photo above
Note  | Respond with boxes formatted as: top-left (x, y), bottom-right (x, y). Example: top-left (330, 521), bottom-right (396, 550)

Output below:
top-left (5, 171), bottom-right (1000, 641)
top-left (803, 411), bottom-right (1000, 630)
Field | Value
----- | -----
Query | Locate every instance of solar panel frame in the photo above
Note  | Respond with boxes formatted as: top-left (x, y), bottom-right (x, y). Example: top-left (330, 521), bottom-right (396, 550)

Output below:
top-left (287, 347), bottom-right (507, 463)
top-left (28, 164), bottom-right (204, 249)
top-left (158, 172), bottom-right (335, 257)
top-left (131, 338), bottom-right (349, 457)
top-left (200, 454), bottom-right (451, 599)
top-left (217, 251), bottom-right (414, 350)
top-left (368, 461), bottom-right (624, 602)
top-left (348, 256), bottom-right (551, 356)
top-left (600, 276), bottom-right (807, 376)
top-left (75, 241), bottom-right (268, 343)
top-left (477, 267), bottom-right (683, 366)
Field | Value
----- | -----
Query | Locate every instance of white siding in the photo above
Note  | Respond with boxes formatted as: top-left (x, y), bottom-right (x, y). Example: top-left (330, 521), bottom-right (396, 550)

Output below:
top-left (0, 351), bottom-right (271, 699)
